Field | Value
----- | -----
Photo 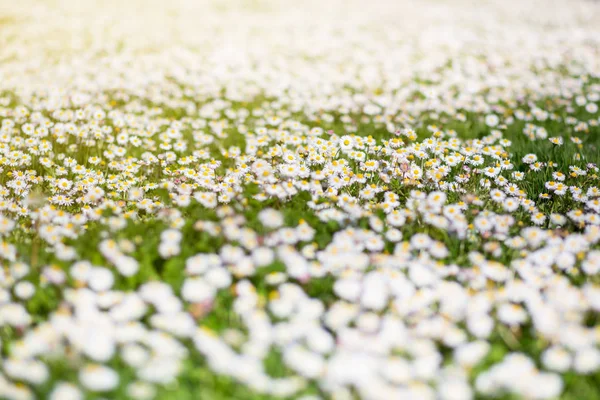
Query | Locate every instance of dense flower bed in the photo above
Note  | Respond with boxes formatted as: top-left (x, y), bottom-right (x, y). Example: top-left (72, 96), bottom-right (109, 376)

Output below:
top-left (1, 0), bottom-right (600, 399)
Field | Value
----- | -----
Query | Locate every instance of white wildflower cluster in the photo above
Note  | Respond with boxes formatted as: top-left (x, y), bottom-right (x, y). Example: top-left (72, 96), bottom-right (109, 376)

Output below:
top-left (0, 0), bottom-right (599, 399)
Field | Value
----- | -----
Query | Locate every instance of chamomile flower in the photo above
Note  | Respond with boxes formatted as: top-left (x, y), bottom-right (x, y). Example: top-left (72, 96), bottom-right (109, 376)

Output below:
top-left (79, 364), bottom-right (119, 392)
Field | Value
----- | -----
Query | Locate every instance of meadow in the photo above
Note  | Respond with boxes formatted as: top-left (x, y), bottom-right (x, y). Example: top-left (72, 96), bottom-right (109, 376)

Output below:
top-left (0, 0), bottom-right (600, 399)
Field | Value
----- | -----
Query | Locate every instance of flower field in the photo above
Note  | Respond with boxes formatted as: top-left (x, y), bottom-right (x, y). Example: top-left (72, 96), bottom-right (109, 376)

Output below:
top-left (1, 0), bottom-right (600, 399)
